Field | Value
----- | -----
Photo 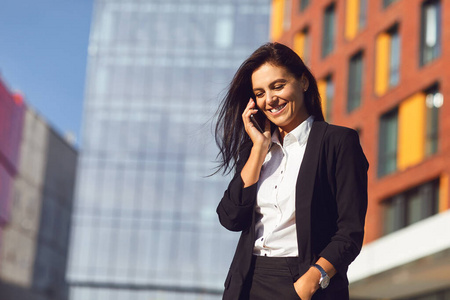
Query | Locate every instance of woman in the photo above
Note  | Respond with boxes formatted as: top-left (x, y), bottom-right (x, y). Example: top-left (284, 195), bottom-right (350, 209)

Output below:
top-left (215, 43), bottom-right (368, 300)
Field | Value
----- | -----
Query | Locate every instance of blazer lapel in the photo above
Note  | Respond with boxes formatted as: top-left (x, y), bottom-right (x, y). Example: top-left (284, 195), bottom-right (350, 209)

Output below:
top-left (295, 120), bottom-right (328, 269)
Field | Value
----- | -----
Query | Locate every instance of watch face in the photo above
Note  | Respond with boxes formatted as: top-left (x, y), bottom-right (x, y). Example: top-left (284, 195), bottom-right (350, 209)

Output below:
top-left (320, 276), bottom-right (330, 289)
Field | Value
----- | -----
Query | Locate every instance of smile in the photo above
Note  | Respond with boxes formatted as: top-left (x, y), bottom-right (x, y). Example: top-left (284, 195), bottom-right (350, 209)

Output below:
top-left (270, 103), bottom-right (287, 114)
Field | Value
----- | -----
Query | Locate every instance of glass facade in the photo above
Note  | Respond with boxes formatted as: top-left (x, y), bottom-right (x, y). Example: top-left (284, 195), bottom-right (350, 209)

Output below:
top-left (67, 1), bottom-right (270, 299)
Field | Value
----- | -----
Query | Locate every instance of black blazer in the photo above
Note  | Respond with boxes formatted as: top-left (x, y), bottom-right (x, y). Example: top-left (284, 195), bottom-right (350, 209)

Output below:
top-left (217, 121), bottom-right (369, 300)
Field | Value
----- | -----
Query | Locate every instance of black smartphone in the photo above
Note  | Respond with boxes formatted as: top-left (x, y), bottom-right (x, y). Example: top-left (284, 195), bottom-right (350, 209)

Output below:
top-left (250, 111), bottom-right (265, 133)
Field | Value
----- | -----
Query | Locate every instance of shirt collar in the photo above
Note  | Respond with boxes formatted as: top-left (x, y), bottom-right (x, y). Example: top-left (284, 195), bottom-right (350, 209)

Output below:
top-left (271, 115), bottom-right (314, 147)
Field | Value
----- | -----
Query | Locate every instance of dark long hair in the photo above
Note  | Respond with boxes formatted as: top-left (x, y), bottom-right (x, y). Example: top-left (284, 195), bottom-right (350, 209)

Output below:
top-left (214, 42), bottom-right (324, 175)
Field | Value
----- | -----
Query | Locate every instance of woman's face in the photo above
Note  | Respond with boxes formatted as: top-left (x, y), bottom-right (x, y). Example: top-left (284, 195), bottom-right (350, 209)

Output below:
top-left (251, 63), bottom-right (309, 134)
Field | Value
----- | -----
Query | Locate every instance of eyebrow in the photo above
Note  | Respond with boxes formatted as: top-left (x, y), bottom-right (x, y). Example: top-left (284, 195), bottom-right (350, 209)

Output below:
top-left (253, 79), bottom-right (287, 92)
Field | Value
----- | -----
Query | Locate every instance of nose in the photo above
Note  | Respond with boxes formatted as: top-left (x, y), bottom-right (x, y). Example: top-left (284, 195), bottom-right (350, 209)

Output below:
top-left (267, 93), bottom-right (278, 106)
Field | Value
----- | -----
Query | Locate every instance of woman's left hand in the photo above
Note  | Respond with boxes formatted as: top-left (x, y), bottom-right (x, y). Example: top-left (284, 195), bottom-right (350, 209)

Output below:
top-left (293, 267), bottom-right (320, 300)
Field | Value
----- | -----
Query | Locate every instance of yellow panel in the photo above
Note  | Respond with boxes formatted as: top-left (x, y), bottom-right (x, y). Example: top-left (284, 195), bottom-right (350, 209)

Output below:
top-left (270, 0), bottom-right (285, 41)
top-left (293, 31), bottom-right (305, 59)
top-left (318, 79), bottom-right (327, 120)
top-left (439, 174), bottom-right (449, 212)
top-left (345, 0), bottom-right (359, 40)
top-left (375, 33), bottom-right (390, 96)
top-left (397, 93), bottom-right (426, 171)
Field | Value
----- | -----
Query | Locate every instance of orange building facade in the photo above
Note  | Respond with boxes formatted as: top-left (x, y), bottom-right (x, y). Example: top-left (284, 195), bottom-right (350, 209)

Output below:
top-left (270, 0), bottom-right (450, 299)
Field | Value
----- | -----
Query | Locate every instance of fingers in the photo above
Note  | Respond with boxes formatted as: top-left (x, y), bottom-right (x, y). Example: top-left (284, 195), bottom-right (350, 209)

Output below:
top-left (242, 98), bottom-right (258, 128)
top-left (243, 98), bottom-right (257, 116)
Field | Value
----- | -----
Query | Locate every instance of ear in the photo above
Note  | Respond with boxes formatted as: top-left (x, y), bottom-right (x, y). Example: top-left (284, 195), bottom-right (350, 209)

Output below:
top-left (301, 74), bottom-right (309, 92)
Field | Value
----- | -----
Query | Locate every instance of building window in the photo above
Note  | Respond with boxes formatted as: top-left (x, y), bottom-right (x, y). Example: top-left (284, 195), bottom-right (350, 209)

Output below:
top-left (375, 25), bottom-right (400, 96)
top-left (322, 3), bottom-right (336, 58)
top-left (347, 51), bottom-right (364, 112)
top-left (384, 85), bottom-right (443, 175)
top-left (425, 85), bottom-right (443, 156)
top-left (383, 194), bottom-right (405, 234)
top-left (389, 26), bottom-right (400, 87)
top-left (378, 108), bottom-right (398, 177)
top-left (345, 0), bottom-right (367, 40)
top-left (383, 0), bottom-right (398, 8)
top-left (359, 0), bottom-right (367, 29)
top-left (420, 0), bottom-right (441, 66)
top-left (300, 0), bottom-right (310, 11)
top-left (383, 179), bottom-right (439, 235)
top-left (318, 75), bottom-right (334, 123)
top-left (293, 27), bottom-right (310, 66)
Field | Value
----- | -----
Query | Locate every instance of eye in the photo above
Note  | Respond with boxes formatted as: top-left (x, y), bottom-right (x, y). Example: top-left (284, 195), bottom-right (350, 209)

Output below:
top-left (274, 84), bottom-right (285, 90)
top-left (255, 92), bottom-right (264, 98)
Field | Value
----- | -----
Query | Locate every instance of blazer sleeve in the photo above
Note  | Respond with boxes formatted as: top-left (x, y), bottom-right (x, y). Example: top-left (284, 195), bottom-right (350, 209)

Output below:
top-left (319, 129), bottom-right (369, 275)
top-left (216, 145), bottom-right (257, 232)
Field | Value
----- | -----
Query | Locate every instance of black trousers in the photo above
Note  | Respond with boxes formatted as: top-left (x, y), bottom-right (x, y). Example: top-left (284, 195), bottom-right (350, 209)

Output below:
top-left (239, 256), bottom-right (349, 300)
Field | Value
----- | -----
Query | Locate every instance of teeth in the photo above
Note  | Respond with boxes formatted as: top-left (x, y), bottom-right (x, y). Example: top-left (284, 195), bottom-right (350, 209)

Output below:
top-left (270, 104), bottom-right (286, 113)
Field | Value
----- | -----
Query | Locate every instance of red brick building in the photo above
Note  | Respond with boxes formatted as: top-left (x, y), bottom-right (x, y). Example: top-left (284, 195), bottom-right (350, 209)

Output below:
top-left (271, 0), bottom-right (450, 298)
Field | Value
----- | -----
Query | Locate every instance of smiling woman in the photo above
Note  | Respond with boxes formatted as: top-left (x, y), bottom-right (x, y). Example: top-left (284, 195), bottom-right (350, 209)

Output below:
top-left (214, 43), bottom-right (369, 300)
top-left (251, 63), bottom-right (309, 137)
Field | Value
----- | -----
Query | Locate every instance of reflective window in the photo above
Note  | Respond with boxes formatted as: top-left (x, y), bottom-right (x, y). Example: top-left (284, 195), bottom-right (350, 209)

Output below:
top-left (347, 51), bottom-right (364, 112)
top-left (421, 0), bottom-right (441, 65)
top-left (425, 85), bottom-right (443, 156)
top-left (322, 3), bottom-right (336, 58)
top-left (383, 0), bottom-right (398, 8)
top-left (383, 179), bottom-right (439, 235)
top-left (300, 0), bottom-right (310, 12)
top-left (325, 75), bottom-right (334, 123)
top-left (378, 108), bottom-right (398, 177)
top-left (389, 26), bottom-right (400, 88)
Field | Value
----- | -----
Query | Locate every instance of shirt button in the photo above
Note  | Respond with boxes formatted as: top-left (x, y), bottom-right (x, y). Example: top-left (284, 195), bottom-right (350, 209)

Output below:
top-left (275, 185), bottom-right (277, 189)
top-left (261, 238), bottom-right (264, 241)
top-left (281, 171), bottom-right (283, 174)
top-left (274, 205), bottom-right (278, 208)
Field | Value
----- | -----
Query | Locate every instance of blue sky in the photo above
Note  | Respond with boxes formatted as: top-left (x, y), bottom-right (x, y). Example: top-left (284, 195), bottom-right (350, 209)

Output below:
top-left (0, 0), bottom-right (93, 146)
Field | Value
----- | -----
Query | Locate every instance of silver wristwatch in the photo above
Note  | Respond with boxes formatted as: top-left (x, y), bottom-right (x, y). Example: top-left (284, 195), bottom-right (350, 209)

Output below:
top-left (312, 264), bottom-right (330, 289)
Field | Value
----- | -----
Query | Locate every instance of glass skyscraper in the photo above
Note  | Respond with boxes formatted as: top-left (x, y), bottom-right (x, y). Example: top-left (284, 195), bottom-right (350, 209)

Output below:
top-left (67, 1), bottom-right (270, 299)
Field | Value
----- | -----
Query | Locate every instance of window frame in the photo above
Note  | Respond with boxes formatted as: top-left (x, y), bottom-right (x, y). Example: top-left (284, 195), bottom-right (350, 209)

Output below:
top-left (378, 108), bottom-right (398, 177)
top-left (347, 51), bottom-right (364, 112)
top-left (322, 3), bottom-right (336, 58)
top-left (383, 178), bottom-right (440, 235)
top-left (420, 0), bottom-right (441, 66)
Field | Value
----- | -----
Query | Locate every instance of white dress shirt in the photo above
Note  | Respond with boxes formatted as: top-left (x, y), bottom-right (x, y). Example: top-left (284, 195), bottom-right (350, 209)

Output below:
top-left (253, 116), bottom-right (314, 257)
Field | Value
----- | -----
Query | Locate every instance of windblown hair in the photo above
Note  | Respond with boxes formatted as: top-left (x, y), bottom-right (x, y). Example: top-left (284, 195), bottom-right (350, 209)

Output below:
top-left (214, 42), bottom-right (324, 175)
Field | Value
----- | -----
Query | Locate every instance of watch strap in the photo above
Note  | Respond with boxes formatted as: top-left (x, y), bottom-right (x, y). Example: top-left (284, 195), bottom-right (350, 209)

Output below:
top-left (312, 264), bottom-right (327, 277)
